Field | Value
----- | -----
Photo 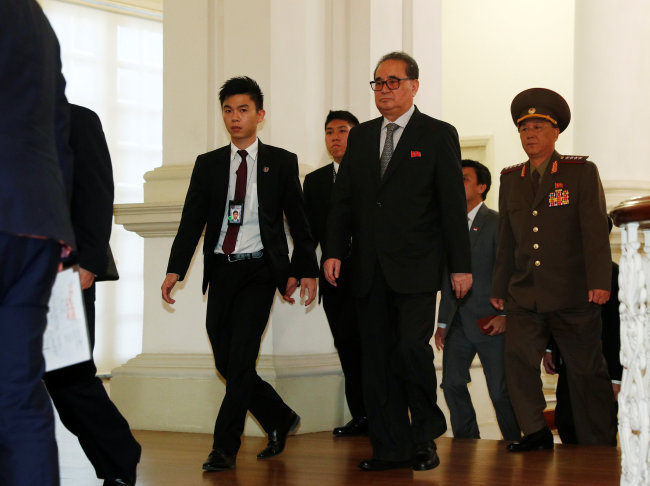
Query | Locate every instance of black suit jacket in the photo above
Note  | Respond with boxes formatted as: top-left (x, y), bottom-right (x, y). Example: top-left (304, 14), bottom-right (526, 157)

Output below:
top-left (69, 104), bottom-right (116, 280)
top-left (0, 0), bottom-right (75, 248)
top-left (326, 107), bottom-right (471, 296)
top-left (601, 262), bottom-right (622, 381)
top-left (439, 203), bottom-right (500, 344)
top-left (167, 141), bottom-right (318, 293)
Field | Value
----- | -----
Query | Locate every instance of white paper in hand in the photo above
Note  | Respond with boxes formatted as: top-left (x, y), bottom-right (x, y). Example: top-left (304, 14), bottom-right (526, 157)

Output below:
top-left (43, 267), bottom-right (91, 372)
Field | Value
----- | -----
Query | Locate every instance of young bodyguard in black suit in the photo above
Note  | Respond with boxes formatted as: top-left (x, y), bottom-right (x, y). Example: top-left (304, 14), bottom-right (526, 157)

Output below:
top-left (435, 160), bottom-right (520, 441)
top-left (161, 77), bottom-right (318, 472)
top-left (0, 2), bottom-right (74, 485)
top-left (303, 111), bottom-right (367, 437)
top-left (43, 104), bottom-right (141, 486)
top-left (324, 52), bottom-right (472, 472)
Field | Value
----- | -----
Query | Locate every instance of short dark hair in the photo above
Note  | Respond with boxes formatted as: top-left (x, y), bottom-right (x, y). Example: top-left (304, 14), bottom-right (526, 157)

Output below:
top-left (373, 51), bottom-right (419, 80)
top-left (324, 110), bottom-right (359, 130)
top-left (219, 76), bottom-right (264, 111)
top-left (462, 159), bottom-right (491, 200)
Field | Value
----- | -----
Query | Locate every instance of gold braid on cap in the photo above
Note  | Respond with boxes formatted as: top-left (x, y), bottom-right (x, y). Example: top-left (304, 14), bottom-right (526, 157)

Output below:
top-left (516, 113), bottom-right (558, 126)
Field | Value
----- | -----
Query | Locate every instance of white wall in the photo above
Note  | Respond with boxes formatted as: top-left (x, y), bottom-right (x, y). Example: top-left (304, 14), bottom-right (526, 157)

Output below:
top-left (442, 0), bottom-right (575, 209)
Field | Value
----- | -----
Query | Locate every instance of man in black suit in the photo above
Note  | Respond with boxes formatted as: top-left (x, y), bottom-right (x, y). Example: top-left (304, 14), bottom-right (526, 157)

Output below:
top-left (43, 104), bottom-right (141, 486)
top-left (161, 77), bottom-right (318, 472)
top-left (324, 52), bottom-right (472, 472)
top-left (435, 160), bottom-right (520, 441)
top-left (304, 110), bottom-right (367, 437)
top-left (0, 2), bottom-right (74, 485)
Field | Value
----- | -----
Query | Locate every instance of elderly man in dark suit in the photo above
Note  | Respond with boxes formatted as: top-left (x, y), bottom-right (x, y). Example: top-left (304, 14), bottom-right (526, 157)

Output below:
top-left (161, 76), bottom-right (318, 472)
top-left (435, 160), bottom-right (520, 441)
top-left (0, 1), bottom-right (74, 485)
top-left (325, 52), bottom-right (472, 472)
top-left (491, 88), bottom-right (616, 451)
top-left (43, 104), bottom-right (141, 486)
top-left (304, 110), bottom-right (367, 437)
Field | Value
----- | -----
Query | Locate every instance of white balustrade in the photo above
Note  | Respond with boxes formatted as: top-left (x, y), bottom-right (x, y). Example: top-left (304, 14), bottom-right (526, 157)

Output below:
top-left (613, 196), bottom-right (650, 486)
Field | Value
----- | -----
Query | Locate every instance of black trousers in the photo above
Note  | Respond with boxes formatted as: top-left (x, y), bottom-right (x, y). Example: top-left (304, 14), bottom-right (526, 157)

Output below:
top-left (554, 355), bottom-right (618, 444)
top-left (321, 284), bottom-right (365, 421)
top-left (0, 234), bottom-right (60, 486)
top-left (355, 265), bottom-right (446, 461)
top-left (206, 257), bottom-right (292, 454)
top-left (43, 283), bottom-right (141, 481)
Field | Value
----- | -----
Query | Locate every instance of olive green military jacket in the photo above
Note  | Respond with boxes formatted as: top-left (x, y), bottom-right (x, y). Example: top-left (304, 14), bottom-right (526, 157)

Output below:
top-left (492, 151), bottom-right (611, 313)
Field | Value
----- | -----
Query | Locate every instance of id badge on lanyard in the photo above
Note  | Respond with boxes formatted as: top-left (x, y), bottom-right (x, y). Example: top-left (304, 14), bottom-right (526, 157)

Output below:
top-left (228, 200), bottom-right (244, 225)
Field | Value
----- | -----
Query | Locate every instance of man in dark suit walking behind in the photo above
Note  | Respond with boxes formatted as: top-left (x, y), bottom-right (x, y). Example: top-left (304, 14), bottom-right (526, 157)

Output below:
top-left (43, 104), bottom-right (141, 486)
top-left (304, 110), bottom-right (367, 437)
top-left (435, 160), bottom-right (520, 441)
top-left (0, 1), bottom-right (74, 485)
top-left (324, 52), bottom-right (472, 472)
top-left (161, 77), bottom-right (318, 472)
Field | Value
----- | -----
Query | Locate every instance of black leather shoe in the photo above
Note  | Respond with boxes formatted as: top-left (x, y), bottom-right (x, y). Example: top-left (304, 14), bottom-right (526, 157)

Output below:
top-left (333, 417), bottom-right (368, 436)
top-left (358, 458), bottom-right (412, 471)
top-left (202, 448), bottom-right (236, 471)
top-left (103, 479), bottom-right (135, 486)
top-left (507, 427), bottom-right (554, 452)
top-left (412, 440), bottom-right (440, 471)
top-left (257, 410), bottom-right (300, 459)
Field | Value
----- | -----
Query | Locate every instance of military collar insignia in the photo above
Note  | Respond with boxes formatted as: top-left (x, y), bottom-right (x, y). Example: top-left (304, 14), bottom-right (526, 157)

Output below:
top-left (551, 160), bottom-right (558, 174)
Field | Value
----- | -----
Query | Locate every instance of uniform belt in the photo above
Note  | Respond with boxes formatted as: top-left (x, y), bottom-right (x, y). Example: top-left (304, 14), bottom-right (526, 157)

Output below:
top-left (217, 249), bottom-right (264, 262)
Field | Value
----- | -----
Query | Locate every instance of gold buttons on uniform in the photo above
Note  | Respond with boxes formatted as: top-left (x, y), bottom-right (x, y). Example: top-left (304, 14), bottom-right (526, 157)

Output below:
top-left (532, 210), bottom-right (538, 216)
top-left (533, 227), bottom-right (539, 232)
top-left (535, 260), bottom-right (541, 267)
top-left (533, 243), bottom-right (539, 249)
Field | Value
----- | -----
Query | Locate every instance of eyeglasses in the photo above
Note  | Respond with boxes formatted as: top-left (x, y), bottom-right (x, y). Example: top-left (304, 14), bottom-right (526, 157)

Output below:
top-left (369, 77), bottom-right (412, 91)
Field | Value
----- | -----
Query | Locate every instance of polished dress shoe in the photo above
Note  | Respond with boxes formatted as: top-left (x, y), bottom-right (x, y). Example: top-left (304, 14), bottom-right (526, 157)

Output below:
top-left (507, 427), bottom-right (554, 452)
top-left (358, 458), bottom-right (412, 471)
top-left (412, 441), bottom-right (440, 471)
top-left (103, 479), bottom-right (135, 486)
top-left (333, 417), bottom-right (368, 436)
top-left (257, 410), bottom-right (300, 459)
top-left (202, 448), bottom-right (236, 471)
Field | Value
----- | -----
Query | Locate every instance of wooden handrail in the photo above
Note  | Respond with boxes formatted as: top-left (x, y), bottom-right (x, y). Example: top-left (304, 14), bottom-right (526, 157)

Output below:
top-left (610, 195), bottom-right (650, 226)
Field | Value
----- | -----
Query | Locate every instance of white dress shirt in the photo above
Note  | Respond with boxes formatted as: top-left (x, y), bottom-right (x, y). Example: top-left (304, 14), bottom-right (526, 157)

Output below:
top-left (379, 104), bottom-right (415, 157)
top-left (215, 139), bottom-right (264, 254)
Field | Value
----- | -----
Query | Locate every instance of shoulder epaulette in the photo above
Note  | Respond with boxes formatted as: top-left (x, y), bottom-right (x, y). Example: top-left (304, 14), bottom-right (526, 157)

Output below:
top-left (559, 155), bottom-right (588, 164)
top-left (501, 162), bottom-right (525, 175)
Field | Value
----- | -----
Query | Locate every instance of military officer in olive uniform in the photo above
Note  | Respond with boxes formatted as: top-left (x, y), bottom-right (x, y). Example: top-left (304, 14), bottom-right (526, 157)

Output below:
top-left (491, 88), bottom-right (617, 452)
